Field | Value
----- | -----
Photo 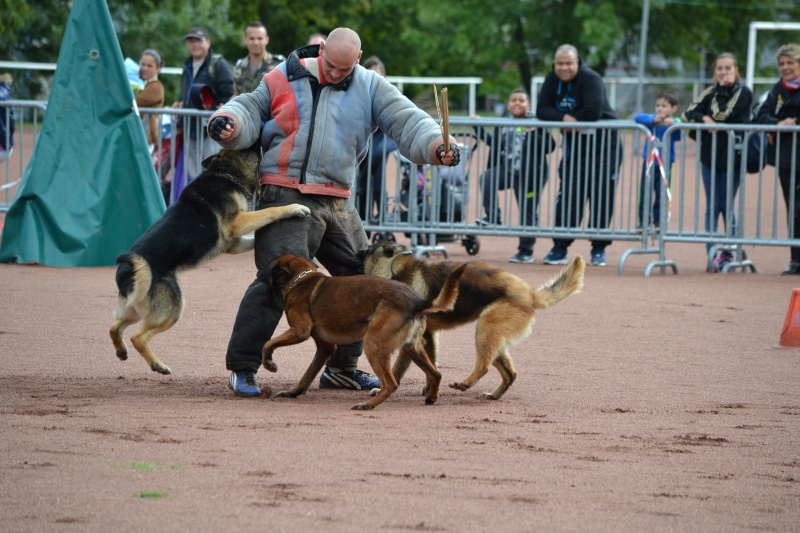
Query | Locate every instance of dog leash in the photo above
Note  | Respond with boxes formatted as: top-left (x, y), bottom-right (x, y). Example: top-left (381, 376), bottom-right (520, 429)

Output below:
top-left (281, 269), bottom-right (314, 301)
top-left (390, 251), bottom-right (413, 280)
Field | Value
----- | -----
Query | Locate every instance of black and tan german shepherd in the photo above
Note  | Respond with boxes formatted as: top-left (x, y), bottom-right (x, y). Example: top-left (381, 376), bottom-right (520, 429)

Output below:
top-left (109, 145), bottom-right (310, 375)
top-left (361, 241), bottom-right (585, 400)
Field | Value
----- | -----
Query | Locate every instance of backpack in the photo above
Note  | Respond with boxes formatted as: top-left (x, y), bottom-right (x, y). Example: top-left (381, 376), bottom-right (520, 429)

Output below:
top-left (207, 53), bottom-right (222, 84)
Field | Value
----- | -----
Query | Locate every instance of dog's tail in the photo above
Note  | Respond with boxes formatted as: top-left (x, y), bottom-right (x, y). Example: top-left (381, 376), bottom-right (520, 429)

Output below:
top-left (116, 252), bottom-right (153, 306)
top-left (422, 263), bottom-right (467, 315)
top-left (532, 255), bottom-right (585, 310)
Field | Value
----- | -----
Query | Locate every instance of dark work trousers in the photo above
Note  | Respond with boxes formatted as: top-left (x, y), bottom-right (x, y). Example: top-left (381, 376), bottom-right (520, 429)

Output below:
top-left (480, 163), bottom-right (548, 255)
top-left (779, 164), bottom-right (800, 264)
top-left (225, 185), bottom-right (369, 374)
top-left (552, 131), bottom-right (621, 251)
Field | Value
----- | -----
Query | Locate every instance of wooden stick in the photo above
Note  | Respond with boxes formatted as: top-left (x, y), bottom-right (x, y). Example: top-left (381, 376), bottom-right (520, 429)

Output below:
top-left (433, 83), bottom-right (442, 125)
top-left (441, 87), bottom-right (449, 149)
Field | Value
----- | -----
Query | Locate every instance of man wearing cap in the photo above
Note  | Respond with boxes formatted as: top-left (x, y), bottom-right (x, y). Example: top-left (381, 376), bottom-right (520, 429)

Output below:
top-left (207, 27), bottom-right (461, 398)
top-left (233, 22), bottom-right (285, 96)
top-left (174, 27), bottom-right (234, 183)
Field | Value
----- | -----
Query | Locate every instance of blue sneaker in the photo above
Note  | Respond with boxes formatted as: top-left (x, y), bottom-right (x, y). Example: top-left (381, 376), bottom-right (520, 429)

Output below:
top-left (228, 370), bottom-right (261, 397)
top-left (542, 246), bottom-right (568, 265)
top-left (319, 367), bottom-right (380, 390)
top-left (590, 248), bottom-right (607, 267)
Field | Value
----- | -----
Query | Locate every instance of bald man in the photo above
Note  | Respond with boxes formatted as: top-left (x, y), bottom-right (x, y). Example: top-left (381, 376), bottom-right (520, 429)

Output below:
top-left (209, 27), bottom-right (460, 397)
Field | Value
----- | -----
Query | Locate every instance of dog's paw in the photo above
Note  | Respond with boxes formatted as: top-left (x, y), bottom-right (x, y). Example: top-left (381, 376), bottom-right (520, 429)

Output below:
top-left (115, 348), bottom-right (128, 361)
top-left (368, 387), bottom-right (381, 397)
top-left (351, 402), bottom-right (375, 410)
top-left (151, 363), bottom-right (172, 375)
top-left (448, 381), bottom-right (470, 391)
top-left (289, 204), bottom-right (311, 218)
top-left (262, 360), bottom-right (278, 373)
top-left (275, 390), bottom-right (299, 398)
top-left (424, 396), bottom-right (438, 405)
top-left (481, 392), bottom-right (500, 400)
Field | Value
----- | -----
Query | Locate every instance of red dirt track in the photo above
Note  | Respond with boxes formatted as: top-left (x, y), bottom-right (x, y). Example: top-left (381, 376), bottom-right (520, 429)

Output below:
top-left (1, 233), bottom-right (799, 531)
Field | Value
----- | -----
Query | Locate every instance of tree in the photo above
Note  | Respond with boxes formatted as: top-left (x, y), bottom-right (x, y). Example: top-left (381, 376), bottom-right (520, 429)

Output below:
top-left (2, 0), bottom-right (799, 106)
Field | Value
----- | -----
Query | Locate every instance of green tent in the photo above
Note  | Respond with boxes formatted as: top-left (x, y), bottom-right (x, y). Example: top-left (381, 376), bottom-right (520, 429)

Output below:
top-left (0, 0), bottom-right (165, 267)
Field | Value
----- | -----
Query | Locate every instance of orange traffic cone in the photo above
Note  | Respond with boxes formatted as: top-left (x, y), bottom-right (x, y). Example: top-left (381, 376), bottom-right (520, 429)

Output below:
top-left (777, 288), bottom-right (800, 348)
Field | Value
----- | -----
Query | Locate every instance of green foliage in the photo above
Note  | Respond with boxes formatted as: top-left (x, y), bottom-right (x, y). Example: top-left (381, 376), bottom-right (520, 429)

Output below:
top-left (0, 0), bottom-right (32, 36)
top-left (2, 0), bottom-right (800, 107)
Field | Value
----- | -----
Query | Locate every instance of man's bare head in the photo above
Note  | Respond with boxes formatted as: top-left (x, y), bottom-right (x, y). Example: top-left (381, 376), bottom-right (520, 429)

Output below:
top-left (319, 27), bottom-right (362, 85)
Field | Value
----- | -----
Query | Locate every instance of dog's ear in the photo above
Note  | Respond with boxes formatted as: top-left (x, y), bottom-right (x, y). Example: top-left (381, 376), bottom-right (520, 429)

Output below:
top-left (269, 263), bottom-right (291, 284)
top-left (201, 152), bottom-right (219, 170)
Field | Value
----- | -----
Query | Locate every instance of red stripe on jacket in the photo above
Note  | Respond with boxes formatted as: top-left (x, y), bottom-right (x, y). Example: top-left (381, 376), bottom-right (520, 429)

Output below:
top-left (264, 69), bottom-right (299, 177)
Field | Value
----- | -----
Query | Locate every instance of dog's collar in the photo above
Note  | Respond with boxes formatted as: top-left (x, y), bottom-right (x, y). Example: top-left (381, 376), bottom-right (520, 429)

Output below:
top-left (390, 251), bottom-right (413, 280)
top-left (281, 269), bottom-right (314, 301)
top-left (221, 172), bottom-right (254, 202)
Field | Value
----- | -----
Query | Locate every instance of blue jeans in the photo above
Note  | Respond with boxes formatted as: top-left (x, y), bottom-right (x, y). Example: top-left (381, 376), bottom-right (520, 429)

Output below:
top-left (700, 163), bottom-right (741, 252)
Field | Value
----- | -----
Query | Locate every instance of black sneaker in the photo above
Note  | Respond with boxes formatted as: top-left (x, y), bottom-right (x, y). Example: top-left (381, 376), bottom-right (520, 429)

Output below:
top-left (508, 251), bottom-right (534, 264)
top-left (782, 262), bottom-right (800, 275)
top-left (590, 248), bottom-right (607, 267)
top-left (319, 367), bottom-right (380, 390)
top-left (543, 246), bottom-right (568, 265)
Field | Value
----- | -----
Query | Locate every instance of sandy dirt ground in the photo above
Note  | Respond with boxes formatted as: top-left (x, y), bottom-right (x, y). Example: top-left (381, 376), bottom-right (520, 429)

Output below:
top-left (1, 225), bottom-right (799, 532)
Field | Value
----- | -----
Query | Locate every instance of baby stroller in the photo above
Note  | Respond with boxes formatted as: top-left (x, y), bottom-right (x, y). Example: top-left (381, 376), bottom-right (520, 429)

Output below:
top-left (388, 133), bottom-right (480, 256)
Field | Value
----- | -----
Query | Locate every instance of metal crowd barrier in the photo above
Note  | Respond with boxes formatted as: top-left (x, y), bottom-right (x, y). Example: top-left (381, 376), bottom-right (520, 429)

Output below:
top-left (0, 102), bottom-right (214, 210)
top-left (359, 117), bottom-right (652, 261)
top-left (5, 101), bottom-right (800, 277)
top-left (619, 122), bottom-right (800, 275)
top-left (358, 117), bottom-right (800, 276)
top-left (137, 107), bottom-right (215, 205)
top-left (0, 100), bottom-right (47, 211)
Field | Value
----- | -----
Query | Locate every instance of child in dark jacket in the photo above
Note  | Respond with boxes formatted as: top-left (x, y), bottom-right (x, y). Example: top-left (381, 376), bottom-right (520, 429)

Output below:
top-left (477, 88), bottom-right (553, 263)
top-left (682, 52), bottom-right (753, 272)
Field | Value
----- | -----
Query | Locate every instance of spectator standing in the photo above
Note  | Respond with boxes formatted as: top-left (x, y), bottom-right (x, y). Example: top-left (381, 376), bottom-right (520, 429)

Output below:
top-left (756, 43), bottom-right (800, 275)
top-left (682, 52), bottom-right (752, 272)
top-left (233, 22), bottom-right (285, 96)
top-left (536, 44), bottom-right (622, 267)
top-left (476, 88), bottom-right (553, 263)
top-left (0, 73), bottom-right (14, 163)
top-left (135, 49), bottom-right (165, 148)
top-left (307, 33), bottom-right (327, 46)
top-left (207, 28), bottom-right (460, 397)
top-left (355, 55), bottom-right (398, 226)
top-left (134, 49), bottom-right (167, 204)
top-left (634, 90), bottom-right (681, 231)
top-left (174, 27), bottom-right (234, 184)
